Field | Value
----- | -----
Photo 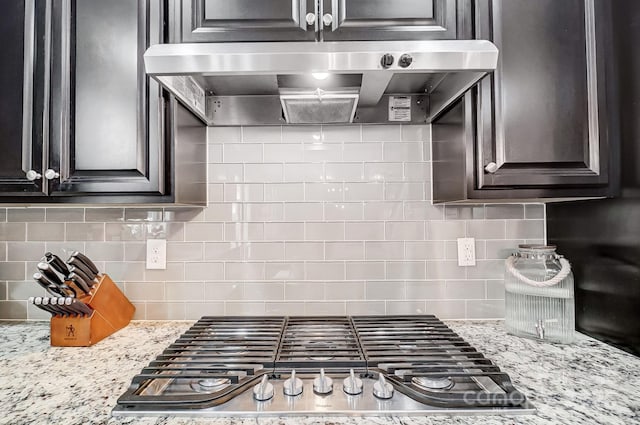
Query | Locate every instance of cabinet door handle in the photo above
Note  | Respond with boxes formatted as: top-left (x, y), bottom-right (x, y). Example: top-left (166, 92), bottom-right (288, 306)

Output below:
top-left (44, 169), bottom-right (60, 180)
top-left (26, 170), bottom-right (42, 181)
top-left (322, 13), bottom-right (333, 26)
top-left (305, 12), bottom-right (316, 26)
top-left (484, 162), bottom-right (499, 174)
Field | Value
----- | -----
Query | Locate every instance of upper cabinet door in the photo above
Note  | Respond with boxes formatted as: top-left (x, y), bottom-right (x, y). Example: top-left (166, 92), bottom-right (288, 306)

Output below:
top-left (0, 0), bottom-right (47, 196)
top-left (475, 0), bottom-right (611, 189)
top-left (321, 0), bottom-right (463, 41)
top-left (175, 0), bottom-right (317, 42)
top-left (48, 0), bottom-right (166, 195)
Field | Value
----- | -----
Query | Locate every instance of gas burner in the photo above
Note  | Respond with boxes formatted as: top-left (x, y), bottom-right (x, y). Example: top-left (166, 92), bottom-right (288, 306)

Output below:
top-left (411, 376), bottom-right (454, 391)
top-left (190, 377), bottom-right (231, 393)
top-left (115, 316), bottom-right (532, 417)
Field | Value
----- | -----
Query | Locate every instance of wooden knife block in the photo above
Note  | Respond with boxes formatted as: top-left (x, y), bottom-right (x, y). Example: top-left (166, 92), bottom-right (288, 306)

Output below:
top-left (50, 274), bottom-right (135, 347)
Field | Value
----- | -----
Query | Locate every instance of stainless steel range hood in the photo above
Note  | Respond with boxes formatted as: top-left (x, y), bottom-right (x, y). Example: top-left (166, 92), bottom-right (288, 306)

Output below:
top-left (144, 40), bottom-right (498, 126)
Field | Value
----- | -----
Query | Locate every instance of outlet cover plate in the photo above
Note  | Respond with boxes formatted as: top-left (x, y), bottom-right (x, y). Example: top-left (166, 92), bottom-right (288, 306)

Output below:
top-left (457, 237), bottom-right (476, 266)
top-left (146, 239), bottom-right (167, 270)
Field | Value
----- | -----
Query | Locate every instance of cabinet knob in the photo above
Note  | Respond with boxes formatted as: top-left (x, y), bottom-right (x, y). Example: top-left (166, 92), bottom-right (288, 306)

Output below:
top-left (25, 170), bottom-right (42, 181)
top-left (322, 13), bottom-right (333, 26)
top-left (44, 169), bottom-right (60, 180)
top-left (305, 12), bottom-right (316, 26)
top-left (484, 162), bottom-right (499, 174)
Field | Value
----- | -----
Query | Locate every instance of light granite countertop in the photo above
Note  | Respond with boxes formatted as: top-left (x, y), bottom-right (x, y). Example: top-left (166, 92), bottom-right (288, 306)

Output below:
top-left (0, 320), bottom-right (638, 425)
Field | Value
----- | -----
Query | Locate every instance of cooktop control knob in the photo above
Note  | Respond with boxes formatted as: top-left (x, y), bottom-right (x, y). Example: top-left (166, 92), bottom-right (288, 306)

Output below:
top-left (342, 369), bottom-right (363, 395)
top-left (373, 374), bottom-right (394, 399)
top-left (380, 53), bottom-right (394, 69)
top-left (398, 54), bottom-right (413, 68)
top-left (283, 369), bottom-right (303, 396)
top-left (313, 368), bottom-right (334, 395)
top-left (253, 374), bottom-right (274, 401)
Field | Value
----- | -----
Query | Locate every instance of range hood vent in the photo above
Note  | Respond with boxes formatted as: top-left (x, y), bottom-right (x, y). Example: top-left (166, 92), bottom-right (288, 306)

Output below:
top-left (145, 40), bottom-right (498, 126)
top-left (280, 89), bottom-right (359, 124)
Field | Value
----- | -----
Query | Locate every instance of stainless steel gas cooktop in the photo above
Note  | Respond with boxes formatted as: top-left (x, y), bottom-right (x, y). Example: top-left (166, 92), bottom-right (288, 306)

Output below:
top-left (113, 315), bottom-right (534, 417)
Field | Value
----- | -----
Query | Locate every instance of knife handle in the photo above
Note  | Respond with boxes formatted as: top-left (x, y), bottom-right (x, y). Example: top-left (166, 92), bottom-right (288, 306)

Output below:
top-left (68, 271), bottom-right (92, 295)
top-left (33, 272), bottom-right (66, 297)
top-left (36, 264), bottom-right (77, 298)
top-left (44, 252), bottom-right (71, 278)
top-left (70, 251), bottom-right (100, 276)
top-left (67, 256), bottom-right (97, 281)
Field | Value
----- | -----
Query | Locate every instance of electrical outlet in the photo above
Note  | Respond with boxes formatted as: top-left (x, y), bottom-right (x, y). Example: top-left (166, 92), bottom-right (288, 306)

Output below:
top-left (146, 239), bottom-right (166, 270)
top-left (457, 237), bottom-right (476, 266)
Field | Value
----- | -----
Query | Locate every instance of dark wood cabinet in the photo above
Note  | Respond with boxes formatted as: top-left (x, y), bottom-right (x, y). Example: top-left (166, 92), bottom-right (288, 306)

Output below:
top-left (173, 0), bottom-right (317, 42)
top-left (0, 1), bottom-right (205, 204)
top-left (172, 0), bottom-right (468, 43)
top-left (48, 0), bottom-right (166, 196)
top-left (321, 0), bottom-right (466, 41)
top-left (0, 0), bottom-right (47, 196)
top-left (432, 0), bottom-right (617, 202)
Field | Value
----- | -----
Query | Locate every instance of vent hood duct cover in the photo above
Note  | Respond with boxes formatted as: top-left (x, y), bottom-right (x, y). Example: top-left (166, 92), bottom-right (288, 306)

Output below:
top-left (144, 40), bottom-right (498, 126)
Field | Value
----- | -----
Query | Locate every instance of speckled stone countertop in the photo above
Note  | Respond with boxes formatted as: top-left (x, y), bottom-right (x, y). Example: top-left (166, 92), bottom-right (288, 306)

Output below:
top-left (0, 320), bottom-right (638, 425)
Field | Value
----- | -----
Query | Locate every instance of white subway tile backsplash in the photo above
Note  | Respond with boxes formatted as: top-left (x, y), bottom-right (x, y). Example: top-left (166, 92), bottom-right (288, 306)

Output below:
top-left (306, 183), bottom-right (344, 201)
top-left (345, 222), bottom-right (385, 241)
top-left (264, 144), bottom-right (305, 162)
top-left (362, 125), bottom-right (401, 142)
top-left (285, 282), bottom-right (324, 301)
top-left (282, 125), bottom-right (321, 143)
top-left (264, 222), bottom-right (305, 241)
top-left (384, 182), bottom-right (425, 201)
top-left (244, 164), bottom-right (283, 182)
top-left (383, 142), bottom-right (422, 162)
top-left (321, 125), bottom-right (361, 142)
top-left (344, 182), bottom-right (384, 201)
top-left (224, 183), bottom-right (264, 202)
top-left (208, 126), bottom-right (241, 143)
top-left (284, 203), bottom-right (323, 221)
top-left (3, 124), bottom-right (545, 320)
top-left (305, 261), bottom-right (345, 281)
top-left (303, 143), bottom-right (342, 162)
top-left (343, 143), bottom-right (383, 161)
top-left (325, 242), bottom-right (364, 260)
top-left (363, 202), bottom-right (403, 220)
top-left (345, 262), bottom-right (385, 280)
top-left (305, 222), bottom-right (344, 240)
top-left (242, 126), bottom-right (281, 143)
top-left (324, 202), bottom-right (363, 221)
top-left (325, 163), bottom-right (364, 182)
top-left (386, 261), bottom-right (426, 280)
top-left (366, 281), bottom-right (405, 300)
top-left (284, 163), bottom-right (324, 182)
top-left (385, 221), bottom-right (425, 240)
top-left (305, 301), bottom-right (346, 315)
top-left (224, 143), bottom-right (263, 163)
top-left (387, 300), bottom-right (427, 315)
top-left (264, 183), bottom-right (304, 202)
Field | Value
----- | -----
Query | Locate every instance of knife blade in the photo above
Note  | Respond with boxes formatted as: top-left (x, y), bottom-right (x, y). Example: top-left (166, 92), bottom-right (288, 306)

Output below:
top-left (37, 262), bottom-right (77, 298)
top-left (70, 251), bottom-right (100, 276)
top-left (44, 252), bottom-right (71, 278)
top-left (68, 271), bottom-right (92, 295)
top-left (67, 256), bottom-right (97, 282)
top-left (33, 272), bottom-right (67, 297)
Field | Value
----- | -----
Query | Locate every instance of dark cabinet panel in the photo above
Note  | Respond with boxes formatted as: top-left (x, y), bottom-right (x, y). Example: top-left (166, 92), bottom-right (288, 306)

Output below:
top-left (0, 0), bottom-right (46, 195)
top-left (321, 0), bottom-right (462, 40)
top-left (175, 0), bottom-right (317, 42)
top-left (474, 0), bottom-right (611, 189)
top-left (48, 0), bottom-right (166, 195)
top-left (432, 0), bottom-right (617, 202)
